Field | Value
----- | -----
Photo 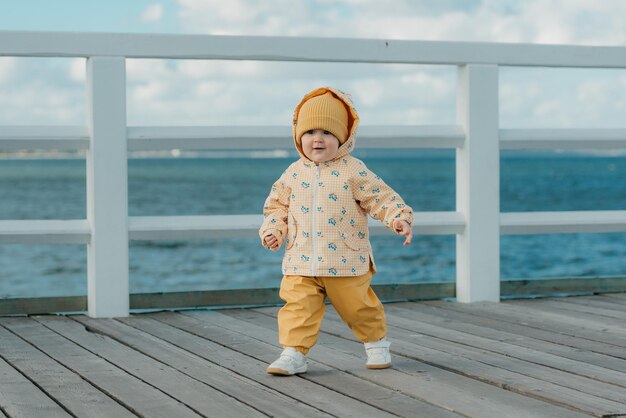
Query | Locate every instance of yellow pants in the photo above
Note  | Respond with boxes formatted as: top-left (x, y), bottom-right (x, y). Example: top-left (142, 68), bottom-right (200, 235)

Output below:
top-left (277, 270), bottom-right (386, 354)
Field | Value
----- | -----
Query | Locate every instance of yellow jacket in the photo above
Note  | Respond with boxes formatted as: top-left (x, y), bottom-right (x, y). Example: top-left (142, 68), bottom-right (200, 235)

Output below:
top-left (260, 87), bottom-right (413, 277)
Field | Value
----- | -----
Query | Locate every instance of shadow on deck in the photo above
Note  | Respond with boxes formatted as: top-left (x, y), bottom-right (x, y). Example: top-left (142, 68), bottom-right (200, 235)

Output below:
top-left (1, 293), bottom-right (626, 417)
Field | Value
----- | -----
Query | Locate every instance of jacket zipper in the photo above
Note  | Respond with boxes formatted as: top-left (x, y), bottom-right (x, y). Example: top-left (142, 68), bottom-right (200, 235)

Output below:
top-left (311, 165), bottom-right (320, 276)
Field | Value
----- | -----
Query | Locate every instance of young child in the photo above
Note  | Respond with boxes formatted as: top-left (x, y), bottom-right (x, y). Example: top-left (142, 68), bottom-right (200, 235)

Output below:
top-left (260, 87), bottom-right (413, 375)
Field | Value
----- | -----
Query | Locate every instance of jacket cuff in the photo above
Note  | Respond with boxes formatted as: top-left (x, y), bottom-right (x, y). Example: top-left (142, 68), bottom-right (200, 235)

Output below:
top-left (391, 212), bottom-right (413, 231)
top-left (260, 228), bottom-right (284, 248)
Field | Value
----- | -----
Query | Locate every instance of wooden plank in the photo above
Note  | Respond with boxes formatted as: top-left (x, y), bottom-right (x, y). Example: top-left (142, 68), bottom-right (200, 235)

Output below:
top-left (86, 56), bottom-right (129, 318)
top-left (0, 220), bottom-right (90, 244)
top-left (500, 128), bottom-right (626, 150)
top-left (199, 309), bottom-right (507, 418)
top-left (117, 315), bottom-right (361, 418)
top-left (442, 299), bottom-right (626, 346)
top-left (0, 317), bottom-right (201, 418)
top-left (499, 300), bottom-right (626, 341)
top-left (72, 315), bottom-right (332, 418)
top-left (501, 211), bottom-right (626, 234)
top-left (4, 31), bottom-right (626, 69)
top-left (511, 298), bottom-right (626, 321)
top-left (556, 295), bottom-right (626, 314)
top-left (600, 293), bottom-right (626, 302)
top-left (34, 315), bottom-right (265, 417)
top-left (192, 310), bottom-right (588, 418)
top-left (0, 355), bottom-right (71, 418)
top-left (0, 325), bottom-right (134, 418)
top-left (381, 303), bottom-right (626, 387)
top-left (129, 287), bottom-right (282, 309)
top-left (128, 213), bottom-right (463, 242)
top-left (371, 305), bottom-right (626, 394)
top-left (0, 296), bottom-right (86, 316)
top-left (372, 282), bottom-right (455, 301)
top-left (456, 63), bottom-right (501, 303)
top-left (145, 311), bottom-right (457, 418)
top-left (258, 306), bottom-right (626, 417)
top-left (502, 277), bottom-right (626, 296)
top-left (128, 215), bottom-right (263, 241)
top-left (425, 300), bottom-right (626, 358)
top-left (387, 301), bottom-right (626, 373)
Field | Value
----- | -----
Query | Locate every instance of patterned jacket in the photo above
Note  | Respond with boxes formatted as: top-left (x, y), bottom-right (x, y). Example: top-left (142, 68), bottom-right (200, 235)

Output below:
top-left (260, 87), bottom-right (413, 277)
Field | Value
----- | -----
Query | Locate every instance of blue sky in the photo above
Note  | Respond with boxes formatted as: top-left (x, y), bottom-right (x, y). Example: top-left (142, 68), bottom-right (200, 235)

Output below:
top-left (0, 0), bottom-right (180, 33)
top-left (1, 0), bottom-right (625, 131)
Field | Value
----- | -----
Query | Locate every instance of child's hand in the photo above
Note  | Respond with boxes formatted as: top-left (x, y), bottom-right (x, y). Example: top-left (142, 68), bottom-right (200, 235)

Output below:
top-left (394, 220), bottom-right (412, 246)
top-left (264, 234), bottom-right (280, 251)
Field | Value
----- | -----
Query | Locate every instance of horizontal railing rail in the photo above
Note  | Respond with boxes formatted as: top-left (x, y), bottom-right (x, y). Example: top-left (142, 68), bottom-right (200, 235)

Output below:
top-left (0, 212), bottom-right (466, 244)
top-left (4, 210), bottom-right (626, 244)
top-left (500, 129), bottom-right (626, 149)
top-left (2, 31), bottom-right (626, 68)
top-left (1, 31), bottom-right (626, 317)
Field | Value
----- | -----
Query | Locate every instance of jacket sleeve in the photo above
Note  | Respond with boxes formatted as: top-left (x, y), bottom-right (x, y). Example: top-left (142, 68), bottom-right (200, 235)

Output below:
top-left (259, 171), bottom-right (291, 248)
top-left (350, 162), bottom-right (413, 231)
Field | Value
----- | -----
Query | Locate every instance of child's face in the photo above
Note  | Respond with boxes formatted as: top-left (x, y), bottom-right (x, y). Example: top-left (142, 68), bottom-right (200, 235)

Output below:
top-left (301, 129), bottom-right (340, 163)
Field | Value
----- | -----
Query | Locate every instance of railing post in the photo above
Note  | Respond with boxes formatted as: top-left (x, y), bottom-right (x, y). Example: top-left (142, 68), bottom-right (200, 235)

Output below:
top-left (86, 57), bottom-right (129, 317)
top-left (456, 64), bottom-right (500, 303)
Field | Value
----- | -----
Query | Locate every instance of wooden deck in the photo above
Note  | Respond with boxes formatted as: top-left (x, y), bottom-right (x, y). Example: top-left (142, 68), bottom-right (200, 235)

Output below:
top-left (1, 293), bottom-right (625, 417)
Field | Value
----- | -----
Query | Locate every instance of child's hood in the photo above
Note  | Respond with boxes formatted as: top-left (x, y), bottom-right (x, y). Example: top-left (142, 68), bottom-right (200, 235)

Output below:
top-left (292, 87), bottom-right (360, 161)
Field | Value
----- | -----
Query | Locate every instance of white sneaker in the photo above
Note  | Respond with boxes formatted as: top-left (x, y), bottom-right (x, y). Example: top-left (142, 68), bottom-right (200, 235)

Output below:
top-left (364, 338), bottom-right (391, 369)
top-left (267, 348), bottom-right (307, 375)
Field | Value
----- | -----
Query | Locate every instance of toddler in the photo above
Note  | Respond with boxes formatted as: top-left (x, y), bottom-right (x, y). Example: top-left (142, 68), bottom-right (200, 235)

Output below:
top-left (260, 87), bottom-right (413, 375)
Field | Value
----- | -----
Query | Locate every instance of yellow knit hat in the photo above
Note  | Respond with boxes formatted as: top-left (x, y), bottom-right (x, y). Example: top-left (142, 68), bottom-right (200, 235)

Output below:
top-left (296, 92), bottom-right (349, 144)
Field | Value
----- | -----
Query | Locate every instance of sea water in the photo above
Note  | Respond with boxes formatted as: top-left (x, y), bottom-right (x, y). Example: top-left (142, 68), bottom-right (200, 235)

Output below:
top-left (1, 151), bottom-right (625, 298)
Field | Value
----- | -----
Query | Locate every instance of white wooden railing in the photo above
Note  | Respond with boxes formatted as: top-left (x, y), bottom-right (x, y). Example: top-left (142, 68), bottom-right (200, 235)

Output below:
top-left (1, 31), bottom-right (626, 317)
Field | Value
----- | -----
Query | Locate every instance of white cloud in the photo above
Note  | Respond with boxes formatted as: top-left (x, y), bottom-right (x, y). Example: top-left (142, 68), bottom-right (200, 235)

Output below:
top-left (0, 58), bottom-right (18, 83)
top-left (2, 1), bottom-right (626, 130)
top-left (177, 0), bottom-right (298, 35)
top-left (500, 67), bottom-right (626, 128)
top-left (0, 58), bottom-right (86, 125)
top-left (0, 78), bottom-right (85, 124)
top-left (122, 58), bottom-right (456, 126)
top-left (176, 60), bottom-right (267, 79)
top-left (69, 58), bottom-right (86, 83)
top-left (132, 80), bottom-right (167, 102)
top-left (348, 79), bottom-right (385, 107)
top-left (399, 72), bottom-right (452, 97)
top-left (140, 4), bottom-right (163, 22)
top-left (577, 80), bottom-right (609, 104)
top-left (127, 59), bottom-right (172, 82)
top-left (175, 0), bottom-right (626, 45)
